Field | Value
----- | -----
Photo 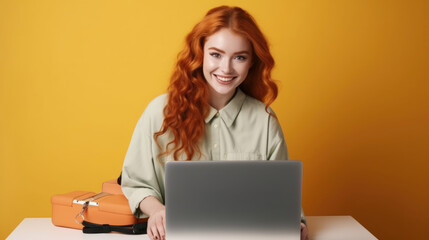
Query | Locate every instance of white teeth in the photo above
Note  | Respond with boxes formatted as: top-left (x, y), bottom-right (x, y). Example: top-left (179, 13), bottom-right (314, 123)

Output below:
top-left (216, 75), bottom-right (234, 81)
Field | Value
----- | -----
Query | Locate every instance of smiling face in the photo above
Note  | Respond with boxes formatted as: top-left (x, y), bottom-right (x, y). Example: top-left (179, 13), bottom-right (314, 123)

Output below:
top-left (203, 28), bottom-right (253, 110)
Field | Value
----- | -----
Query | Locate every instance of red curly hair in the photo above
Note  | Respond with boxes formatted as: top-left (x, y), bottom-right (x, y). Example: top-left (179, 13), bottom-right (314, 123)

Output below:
top-left (154, 6), bottom-right (278, 161)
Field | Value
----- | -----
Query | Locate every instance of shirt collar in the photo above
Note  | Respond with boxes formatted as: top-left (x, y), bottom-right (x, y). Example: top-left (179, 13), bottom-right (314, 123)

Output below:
top-left (204, 88), bottom-right (247, 127)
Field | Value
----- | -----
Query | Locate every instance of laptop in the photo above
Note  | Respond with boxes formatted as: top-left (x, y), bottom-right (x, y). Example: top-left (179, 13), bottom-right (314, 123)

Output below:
top-left (165, 160), bottom-right (302, 240)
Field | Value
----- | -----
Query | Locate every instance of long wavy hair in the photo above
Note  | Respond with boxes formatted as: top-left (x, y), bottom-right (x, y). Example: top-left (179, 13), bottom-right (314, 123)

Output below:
top-left (154, 6), bottom-right (278, 161)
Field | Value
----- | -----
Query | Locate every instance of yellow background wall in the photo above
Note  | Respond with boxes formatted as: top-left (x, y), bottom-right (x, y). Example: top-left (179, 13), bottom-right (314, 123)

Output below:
top-left (1, 0), bottom-right (427, 239)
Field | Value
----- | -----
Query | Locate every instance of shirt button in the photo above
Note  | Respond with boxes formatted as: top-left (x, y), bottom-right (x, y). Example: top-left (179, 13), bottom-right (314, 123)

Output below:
top-left (215, 112), bottom-right (220, 117)
top-left (213, 143), bottom-right (218, 148)
top-left (213, 123), bottom-right (218, 128)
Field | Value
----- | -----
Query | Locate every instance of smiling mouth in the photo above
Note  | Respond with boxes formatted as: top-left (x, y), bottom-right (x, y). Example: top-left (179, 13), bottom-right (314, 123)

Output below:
top-left (214, 74), bottom-right (237, 82)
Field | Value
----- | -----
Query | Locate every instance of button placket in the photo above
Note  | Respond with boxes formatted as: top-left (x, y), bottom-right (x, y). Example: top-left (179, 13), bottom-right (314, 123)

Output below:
top-left (211, 113), bottom-right (220, 160)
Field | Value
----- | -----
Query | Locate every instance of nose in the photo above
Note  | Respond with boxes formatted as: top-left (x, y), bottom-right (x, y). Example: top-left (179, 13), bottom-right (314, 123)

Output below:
top-left (220, 58), bottom-right (233, 74)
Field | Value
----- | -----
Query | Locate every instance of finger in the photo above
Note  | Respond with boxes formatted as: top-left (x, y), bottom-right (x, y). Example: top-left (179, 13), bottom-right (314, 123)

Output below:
top-left (162, 219), bottom-right (166, 240)
top-left (161, 214), bottom-right (166, 240)
top-left (156, 216), bottom-right (166, 240)
top-left (148, 218), bottom-right (157, 239)
top-left (300, 223), bottom-right (309, 240)
top-left (163, 211), bottom-right (166, 228)
top-left (162, 211), bottom-right (167, 240)
top-left (147, 225), bottom-right (154, 240)
top-left (303, 231), bottom-right (308, 240)
top-left (304, 228), bottom-right (309, 240)
top-left (151, 225), bottom-right (159, 240)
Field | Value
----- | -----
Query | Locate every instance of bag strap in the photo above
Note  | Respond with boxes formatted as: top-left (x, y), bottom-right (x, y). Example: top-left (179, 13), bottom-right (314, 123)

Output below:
top-left (82, 220), bottom-right (147, 234)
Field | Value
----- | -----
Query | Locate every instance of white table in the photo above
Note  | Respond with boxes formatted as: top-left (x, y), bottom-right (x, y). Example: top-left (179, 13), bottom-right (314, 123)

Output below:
top-left (7, 216), bottom-right (377, 240)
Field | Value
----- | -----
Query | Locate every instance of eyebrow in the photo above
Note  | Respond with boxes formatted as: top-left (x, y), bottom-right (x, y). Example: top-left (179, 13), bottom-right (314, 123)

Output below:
top-left (208, 47), bottom-right (250, 55)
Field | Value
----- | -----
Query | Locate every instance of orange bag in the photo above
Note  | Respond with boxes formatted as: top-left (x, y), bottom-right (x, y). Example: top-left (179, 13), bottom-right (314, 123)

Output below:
top-left (51, 180), bottom-right (146, 230)
top-left (102, 179), bottom-right (123, 195)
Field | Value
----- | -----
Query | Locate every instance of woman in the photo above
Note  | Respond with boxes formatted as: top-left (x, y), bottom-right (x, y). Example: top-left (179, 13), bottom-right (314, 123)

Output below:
top-left (121, 6), bottom-right (309, 240)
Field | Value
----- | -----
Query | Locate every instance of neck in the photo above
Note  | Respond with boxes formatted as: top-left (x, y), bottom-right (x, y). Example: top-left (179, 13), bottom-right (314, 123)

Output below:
top-left (209, 89), bottom-right (237, 110)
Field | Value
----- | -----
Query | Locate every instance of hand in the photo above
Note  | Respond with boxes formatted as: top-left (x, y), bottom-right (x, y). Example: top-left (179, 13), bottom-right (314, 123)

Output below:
top-left (301, 222), bottom-right (309, 240)
top-left (139, 196), bottom-right (166, 240)
top-left (147, 208), bottom-right (166, 240)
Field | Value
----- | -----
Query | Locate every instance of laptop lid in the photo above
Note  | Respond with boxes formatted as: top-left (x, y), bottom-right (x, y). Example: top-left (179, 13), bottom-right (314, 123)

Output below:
top-left (165, 160), bottom-right (302, 240)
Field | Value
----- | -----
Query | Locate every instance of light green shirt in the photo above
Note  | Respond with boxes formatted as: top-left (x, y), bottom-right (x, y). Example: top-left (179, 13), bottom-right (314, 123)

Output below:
top-left (121, 89), bottom-right (305, 223)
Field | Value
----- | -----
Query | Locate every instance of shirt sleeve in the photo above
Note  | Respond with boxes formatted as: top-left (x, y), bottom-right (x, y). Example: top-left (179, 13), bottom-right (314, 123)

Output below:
top-left (121, 108), bottom-right (163, 219)
top-left (266, 112), bottom-right (307, 225)
top-left (268, 137), bottom-right (289, 160)
top-left (267, 111), bottom-right (289, 160)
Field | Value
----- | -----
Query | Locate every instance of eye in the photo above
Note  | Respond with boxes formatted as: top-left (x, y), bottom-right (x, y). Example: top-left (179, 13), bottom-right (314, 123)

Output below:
top-left (235, 55), bottom-right (247, 61)
top-left (209, 52), bottom-right (221, 58)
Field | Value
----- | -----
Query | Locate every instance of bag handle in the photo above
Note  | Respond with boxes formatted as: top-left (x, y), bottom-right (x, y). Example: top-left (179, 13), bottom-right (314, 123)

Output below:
top-left (74, 192), bottom-right (111, 224)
